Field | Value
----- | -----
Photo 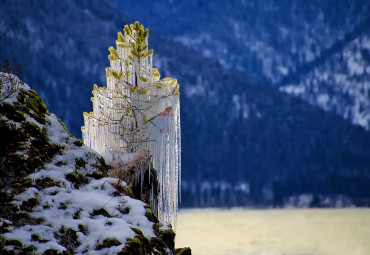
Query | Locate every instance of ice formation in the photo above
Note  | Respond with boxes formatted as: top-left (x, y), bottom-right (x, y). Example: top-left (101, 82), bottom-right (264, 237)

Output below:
top-left (81, 22), bottom-right (181, 227)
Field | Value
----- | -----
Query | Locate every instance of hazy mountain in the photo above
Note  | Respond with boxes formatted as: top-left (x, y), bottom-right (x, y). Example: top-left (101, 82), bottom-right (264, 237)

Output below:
top-left (1, 0), bottom-right (370, 208)
top-left (280, 31), bottom-right (370, 130)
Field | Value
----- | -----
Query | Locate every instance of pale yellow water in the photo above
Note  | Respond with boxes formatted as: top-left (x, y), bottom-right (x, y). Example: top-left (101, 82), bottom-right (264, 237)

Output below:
top-left (176, 208), bottom-right (370, 255)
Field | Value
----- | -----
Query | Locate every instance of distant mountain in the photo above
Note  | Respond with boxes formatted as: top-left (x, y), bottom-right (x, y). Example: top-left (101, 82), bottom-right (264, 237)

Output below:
top-left (107, 0), bottom-right (370, 130)
top-left (280, 31), bottom-right (370, 130)
top-left (107, 0), bottom-right (370, 82)
top-left (1, 0), bottom-right (370, 208)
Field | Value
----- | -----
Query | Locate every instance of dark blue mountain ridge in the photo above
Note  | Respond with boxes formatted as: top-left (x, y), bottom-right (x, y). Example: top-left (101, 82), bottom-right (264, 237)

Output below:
top-left (1, 0), bottom-right (370, 207)
top-left (107, 0), bottom-right (370, 83)
top-left (107, 0), bottom-right (370, 131)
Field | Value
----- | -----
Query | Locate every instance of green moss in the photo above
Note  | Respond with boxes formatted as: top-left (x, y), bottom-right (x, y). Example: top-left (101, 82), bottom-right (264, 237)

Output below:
top-left (50, 190), bottom-right (59, 196)
top-left (0, 190), bottom-right (19, 220)
top-left (16, 88), bottom-right (48, 124)
top-left (21, 244), bottom-right (37, 254)
top-left (90, 208), bottom-right (111, 218)
top-left (20, 197), bottom-right (39, 212)
top-left (152, 223), bottom-right (160, 236)
top-left (118, 233), bottom-right (151, 255)
top-left (78, 224), bottom-right (88, 235)
top-left (86, 171), bottom-right (108, 180)
top-left (54, 226), bottom-right (80, 254)
top-left (118, 237), bottom-right (141, 255)
top-left (95, 238), bottom-right (122, 250)
top-left (56, 116), bottom-right (68, 132)
top-left (74, 158), bottom-right (86, 170)
top-left (0, 102), bottom-right (26, 122)
top-left (175, 247), bottom-right (192, 255)
top-left (5, 239), bottom-right (23, 248)
top-left (55, 161), bottom-right (67, 166)
top-left (149, 236), bottom-right (165, 252)
top-left (0, 219), bottom-right (11, 234)
top-left (90, 156), bottom-right (110, 178)
top-left (0, 248), bottom-right (16, 255)
top-left (11, 212), bottom-right (44, 227)
top-left (58, 202), bottom-right (67, 210)
top-left (43, 202), bottom-right (50, 210)
top-left (159, 228), bottom-right (175, 250)
top-left (130, 227), bottom-right (143, 235)
top-left (145, 208), bottom-right (159, 223)
top-left (73, 209), bottom-right (81, 219)
top-left (35, 177), bottom-right (61, 189)
top-left (112, 190), bottom-right (121, 197)
top-left (31, 233), bottom-right (49, 243)
top-left (42, 249), bottom-right (66, 255)
top-left (0, 111), bottom-right (63, 191)
top-left (22, 122), bottom-right (42, 139)
top-left (118, 206), bottom-right (130, 214)
top-left (65, 171), bottom-right (89, 188)
top-left (110, 182), bottom-right (134, 198)
top-left (73, 140), bottom-right (84, 147)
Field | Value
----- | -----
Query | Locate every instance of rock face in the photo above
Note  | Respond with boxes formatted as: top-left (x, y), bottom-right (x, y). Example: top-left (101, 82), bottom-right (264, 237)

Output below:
top-left (0, 73), bottom-right (190, 254)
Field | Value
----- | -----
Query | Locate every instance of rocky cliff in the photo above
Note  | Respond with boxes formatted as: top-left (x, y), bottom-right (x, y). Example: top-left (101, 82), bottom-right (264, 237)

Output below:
top-left (0, 73), bottom-right (190, 254)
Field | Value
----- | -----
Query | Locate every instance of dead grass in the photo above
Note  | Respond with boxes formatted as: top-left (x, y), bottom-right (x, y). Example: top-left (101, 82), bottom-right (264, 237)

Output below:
top-left (109, 149), bottom-right (151, 187)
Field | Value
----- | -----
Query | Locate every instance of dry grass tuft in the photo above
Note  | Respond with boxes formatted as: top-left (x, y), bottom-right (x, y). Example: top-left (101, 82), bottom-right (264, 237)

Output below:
top-left (109, 149), bottom-right (151, 186)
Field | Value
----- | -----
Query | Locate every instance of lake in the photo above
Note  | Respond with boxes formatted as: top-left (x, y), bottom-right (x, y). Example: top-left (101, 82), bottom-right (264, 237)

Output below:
top-left (175, 208), bottom-right (370, 255)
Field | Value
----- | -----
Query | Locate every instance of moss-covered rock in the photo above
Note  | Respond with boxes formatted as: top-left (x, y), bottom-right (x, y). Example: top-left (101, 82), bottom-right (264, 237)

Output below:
top-left (0, 102), bottom-right (26, 122)
top-left (110, 181), bottom-right (134, 198)
top-left (11, 211), bottom-right (44, 227)
top-left (42, 249), bottom-right (67, 255)
top-left (149, 236), bottom-right (167, 254)
top-left (175, 247), bottom-right (192, 255)
top-left (54, 226), bottom-right (80, 254)
top-left (74, 157), bottom-right (86, 170)
top-left (118, 234), bottom-right (151, 255)
top-left (78, 224), bottom-right (88, 235)
top-left (20, 197), bottom-right (39, 212)
top-left (0, 79), bottom-right (187, 255)
top-left (31, 234), bottom-right (49, 243)
top-left (73, 140), bottom-right (84, 147)
top-left (159, 228), bottom-right (176, 250)
top-left (35, 177), bottom-right (62, 189)
top-left (145, 208), bottom-right (159, 223)
top-left (0, 93), bottom-right (63, 192)
top-left (95, 238), bottom-right (122, 250)
top-left (90, 208), bottom-right (111, 218)
top-left (16, 88), bottom-right (48, 124)
top-left (65, 171), bottom-right (89, 188)
top-left (91, 156), bottom-right (110, 177)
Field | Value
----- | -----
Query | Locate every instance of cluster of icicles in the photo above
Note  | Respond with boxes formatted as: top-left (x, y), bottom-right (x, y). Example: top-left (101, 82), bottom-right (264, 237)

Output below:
top-left (81, 29), bottom-right (181, 228)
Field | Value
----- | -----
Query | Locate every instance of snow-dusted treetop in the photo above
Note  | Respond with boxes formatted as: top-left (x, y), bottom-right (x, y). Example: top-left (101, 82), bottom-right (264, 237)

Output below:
top-left (82, 21), bottom-right (181, 227)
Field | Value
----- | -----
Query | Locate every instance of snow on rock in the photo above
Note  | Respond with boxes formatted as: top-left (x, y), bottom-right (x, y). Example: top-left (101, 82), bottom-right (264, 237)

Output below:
top-left (0, 74), bottom-right (183, 254)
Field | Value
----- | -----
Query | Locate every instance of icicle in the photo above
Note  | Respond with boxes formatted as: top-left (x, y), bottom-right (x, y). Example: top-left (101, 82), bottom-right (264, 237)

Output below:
top-left (141, 160), bottom-right (143, 194)
top-left (148, 162), bottom-right (151, 185)
top-left (82, 23), bottom-right (181, 228)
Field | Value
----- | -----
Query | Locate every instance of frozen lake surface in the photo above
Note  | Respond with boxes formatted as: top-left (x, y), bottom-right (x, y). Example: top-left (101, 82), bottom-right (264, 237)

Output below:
top-left (176, 208), bottom-right (370, 255)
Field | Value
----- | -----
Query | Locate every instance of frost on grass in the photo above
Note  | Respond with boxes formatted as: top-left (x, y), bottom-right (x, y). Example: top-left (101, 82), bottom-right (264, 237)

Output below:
top-left (0, 73), bottom-right (180, 255)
